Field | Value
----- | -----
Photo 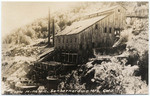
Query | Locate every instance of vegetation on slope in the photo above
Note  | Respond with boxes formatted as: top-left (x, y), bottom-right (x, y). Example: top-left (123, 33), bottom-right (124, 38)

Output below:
top-left (58, 18), bottom-right (149, 93)
top-left (2, 2), bottom-right (148, 94)
top-left (3, 2), bottom-right (143, 45)
top-left (58, 3), bottom-right (149, 94)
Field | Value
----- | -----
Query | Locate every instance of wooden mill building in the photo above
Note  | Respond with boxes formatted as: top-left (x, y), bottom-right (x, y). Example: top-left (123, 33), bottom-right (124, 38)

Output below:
top-left (54, 5), bottom-right (127, 64)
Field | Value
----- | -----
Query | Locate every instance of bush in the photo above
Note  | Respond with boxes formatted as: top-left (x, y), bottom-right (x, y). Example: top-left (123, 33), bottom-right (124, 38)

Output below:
top-left (25, 27), bottom-right (35, 38)
top-left (138, 51), bottom-right (148, 84)
top-left (58, 20), bottom-right (66, 30)
top-left (3, 36), bottom-right (13, 44)
top-left (19, 35), bottom-right (32, 45)
top-left (59, 57), bottom-right (148, 94)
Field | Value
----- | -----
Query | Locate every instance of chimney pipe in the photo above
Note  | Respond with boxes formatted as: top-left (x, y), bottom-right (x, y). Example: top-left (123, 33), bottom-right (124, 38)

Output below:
top-left (52, 19), bottom-right (55, 47)
top-left (48, 8), bottom-right (51, 45)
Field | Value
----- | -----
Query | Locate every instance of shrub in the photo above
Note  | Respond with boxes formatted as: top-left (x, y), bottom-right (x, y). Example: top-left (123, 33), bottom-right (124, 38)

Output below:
top-left (19, 35), bottom-right (32, 45)
top-left (3, 36), bottom-right (13, 44)
top-left (25, 27), bottom-right (35, 38)
top-left (138, 51), bottom-right (148, 84)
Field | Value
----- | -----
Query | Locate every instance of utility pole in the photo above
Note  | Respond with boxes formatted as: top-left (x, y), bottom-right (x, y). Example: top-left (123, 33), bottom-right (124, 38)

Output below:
top-left (48, 8), bottom-right (51, 45)
top-left (52, 19), bottom-right (55, 47)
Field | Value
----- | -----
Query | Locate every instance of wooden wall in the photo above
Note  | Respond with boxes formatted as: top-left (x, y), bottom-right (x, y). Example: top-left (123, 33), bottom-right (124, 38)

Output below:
top-left (55, 34), bottom-right (79, 52)
top-left (55, 5), bottom-right (126, 52)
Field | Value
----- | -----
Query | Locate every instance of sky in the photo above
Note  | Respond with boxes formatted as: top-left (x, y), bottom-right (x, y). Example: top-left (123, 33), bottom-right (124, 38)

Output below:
top-left (1, 2), bottom-right (79, 37)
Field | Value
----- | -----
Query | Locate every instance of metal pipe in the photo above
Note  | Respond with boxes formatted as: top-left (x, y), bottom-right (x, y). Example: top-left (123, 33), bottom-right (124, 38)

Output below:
top-left (48, 8), bottom-right (51, 45)
top-left (52, 19), bottom-right (55, 47)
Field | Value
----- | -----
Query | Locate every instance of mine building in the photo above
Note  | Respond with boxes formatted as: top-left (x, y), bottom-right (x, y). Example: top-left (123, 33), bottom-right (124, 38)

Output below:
top-left (54, 5), bottom-right (127, 64)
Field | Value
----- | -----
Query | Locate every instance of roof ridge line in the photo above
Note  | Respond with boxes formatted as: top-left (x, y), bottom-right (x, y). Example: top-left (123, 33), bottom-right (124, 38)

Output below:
top-left (56, 12), bottom-right (113, 36)
top-left (68, 12), bottom-right (113, 36)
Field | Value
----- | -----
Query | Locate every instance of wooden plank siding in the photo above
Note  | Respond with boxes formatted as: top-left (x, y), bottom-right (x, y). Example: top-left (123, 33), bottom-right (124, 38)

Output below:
top-left (54, 5), bottom-right (126, 54)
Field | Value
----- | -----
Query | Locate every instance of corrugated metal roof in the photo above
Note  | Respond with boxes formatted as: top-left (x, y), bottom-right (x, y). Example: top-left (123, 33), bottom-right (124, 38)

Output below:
top-left (56, 14), bottom-right (110, 36)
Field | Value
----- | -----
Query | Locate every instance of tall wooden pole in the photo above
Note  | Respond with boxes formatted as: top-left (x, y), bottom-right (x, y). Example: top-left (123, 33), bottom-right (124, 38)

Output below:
top-left (48, 8), bottom-right (51, 45)
top-left (52, 19), bottom-right (55, 47)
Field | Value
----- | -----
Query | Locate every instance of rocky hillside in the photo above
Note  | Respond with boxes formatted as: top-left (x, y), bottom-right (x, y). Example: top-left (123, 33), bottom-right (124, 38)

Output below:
top-left (2, 2), bottom-right (108, 45)
top-left (58, 13), bottom-right (149, 94)
top-left (3, 2), bottom-right (145, 45)
top-left (2, 2), bottom-right (148, 94)
top-left (57, 3), bottom-right (149, 94)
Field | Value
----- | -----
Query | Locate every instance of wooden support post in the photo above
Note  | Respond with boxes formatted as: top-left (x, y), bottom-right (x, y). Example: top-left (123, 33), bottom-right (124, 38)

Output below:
top-left (69, 54), bottom-right (71, 63)
top-left (52, 19), bottom-right (55, 47)
top-left (68, 53), bottom-right (69, 63)
top-left (76, 55), bottom-right (78, 64)
top-left (64, 55), bottom-right (65, 62)
top-left (48, 8), bottom-right (51, 45)
top-left (71, 55), bottom-right (73, 63)
top-left (61, 54), bottom-right (63, 62)
top-left (63, 54), bottom-right (65, 62)
top-left (72, 54), bottom-right (73, 63)
top-left (62, 54), bottom-right (64, 62)
top-left (65, 53), bottom-right (67, 62)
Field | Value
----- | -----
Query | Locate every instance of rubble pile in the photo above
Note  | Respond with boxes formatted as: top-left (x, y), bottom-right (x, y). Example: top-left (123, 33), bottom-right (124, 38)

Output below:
top-left (59, 57), bottom-right (148, 94)
top-left (1, 2), bottom-right (149, 94)
top-left (5, 46), bottom-right (40, 57)
top-left (1, 39), bottom-right (48, 94)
